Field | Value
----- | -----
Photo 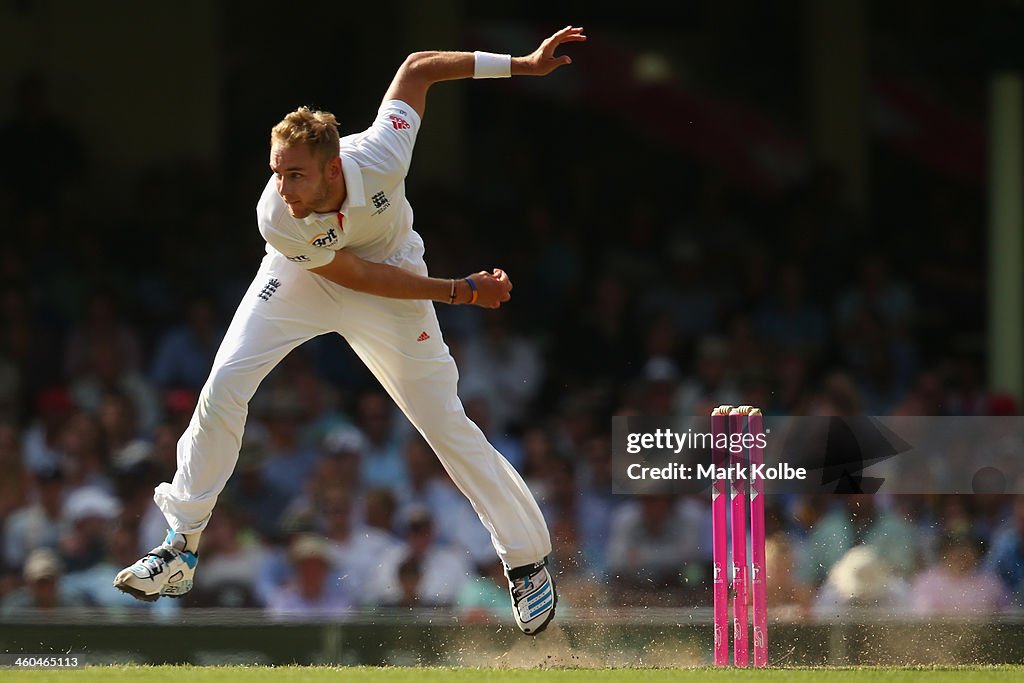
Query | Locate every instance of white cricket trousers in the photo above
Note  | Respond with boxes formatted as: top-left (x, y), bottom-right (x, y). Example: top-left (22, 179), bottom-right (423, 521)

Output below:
top-left (153, 232), bottom-right (551, 568)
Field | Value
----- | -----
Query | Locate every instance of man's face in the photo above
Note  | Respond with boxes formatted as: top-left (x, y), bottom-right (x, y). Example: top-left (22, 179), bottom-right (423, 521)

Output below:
top-left (270, 143), bottom-right (333, 218)
top-left (31, 577), bottom-right (57, 608)
top-left (296, 557), bottom-right (329, 600)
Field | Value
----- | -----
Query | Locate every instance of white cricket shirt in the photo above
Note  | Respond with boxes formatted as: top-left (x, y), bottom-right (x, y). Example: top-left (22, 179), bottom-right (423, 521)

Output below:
top-left (257, 99), bottom-right (421, 268)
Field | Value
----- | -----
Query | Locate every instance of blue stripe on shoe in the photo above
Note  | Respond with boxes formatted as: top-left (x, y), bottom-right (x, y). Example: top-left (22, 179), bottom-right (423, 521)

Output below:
top-left (527, 583), bottom-right (551, 607)
top-left (528, 596), bottom-right (553, 618)
top-left (180, 551), bottom-right (199, 569)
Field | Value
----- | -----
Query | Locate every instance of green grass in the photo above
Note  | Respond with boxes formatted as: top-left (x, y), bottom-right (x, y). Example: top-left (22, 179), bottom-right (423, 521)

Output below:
top-left (5, 666), bottom-right (1024, 682)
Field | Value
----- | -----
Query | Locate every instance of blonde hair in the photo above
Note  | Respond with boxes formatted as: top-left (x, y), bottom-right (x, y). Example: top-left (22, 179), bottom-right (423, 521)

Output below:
top-left (270, 106), bottom-right (340, 166)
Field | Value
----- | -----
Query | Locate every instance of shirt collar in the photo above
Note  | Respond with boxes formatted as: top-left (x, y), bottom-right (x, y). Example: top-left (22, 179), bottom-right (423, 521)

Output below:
top-left (302, 152), bottom-right (365, 225)
top-left (340, 152), bottom-right (365, 212)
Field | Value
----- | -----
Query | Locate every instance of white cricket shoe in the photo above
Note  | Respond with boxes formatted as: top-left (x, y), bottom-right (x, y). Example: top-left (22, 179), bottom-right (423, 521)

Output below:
top-left (506, 557), bottom-right (557, 635)
top-left (113, 530), bottom-right (198, 602)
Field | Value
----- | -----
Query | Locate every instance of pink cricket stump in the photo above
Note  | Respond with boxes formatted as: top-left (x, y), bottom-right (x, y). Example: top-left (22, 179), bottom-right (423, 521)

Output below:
top-left (729, 409), bottom-right (749, 667)
top-left (710, 407), bottom-right (730, 666)
top-left (748, 409), bottom-right (769, 667)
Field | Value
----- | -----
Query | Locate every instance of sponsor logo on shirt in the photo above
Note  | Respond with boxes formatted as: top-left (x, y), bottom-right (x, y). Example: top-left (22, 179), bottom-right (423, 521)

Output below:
top-left (371, 191), bottom-right (390, 216)
top-left (309, 227), bottom-right (339, 248)
top-left (287, 254), bottom-right (311, 263)
top-left (388, 114), bottom-right (410, 130)
top-left (257, 278), bottom-right (282, 302)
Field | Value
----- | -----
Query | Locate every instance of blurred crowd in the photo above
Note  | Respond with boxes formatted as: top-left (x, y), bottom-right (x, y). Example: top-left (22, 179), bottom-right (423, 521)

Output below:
top-left (1, 74), bottom-right (1021, 623)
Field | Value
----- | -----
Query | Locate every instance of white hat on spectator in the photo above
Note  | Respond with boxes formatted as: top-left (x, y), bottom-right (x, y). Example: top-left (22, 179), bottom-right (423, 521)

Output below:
top-left (63, 486), bottom-right (122, 523)
top-left (643, 356), bottom-right (679, 383)
top-left (23, 548), bottom-right (63, 582)
top-left (111, 440), bottom-right (154, 471)
top-left (289, 534), bottom-right (333, 564)
top-left (323, 426), bottom-right (367, 456)
top-left (827, 545), bottom-right (896, 603)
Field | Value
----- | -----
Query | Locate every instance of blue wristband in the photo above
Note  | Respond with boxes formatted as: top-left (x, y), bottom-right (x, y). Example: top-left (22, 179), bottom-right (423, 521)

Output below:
top-left (464, 277), bottom-right (478, 304)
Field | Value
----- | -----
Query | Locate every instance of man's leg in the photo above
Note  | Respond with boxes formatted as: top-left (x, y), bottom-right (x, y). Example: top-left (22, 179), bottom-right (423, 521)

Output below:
top-left (115, 255), bottom-right (332, 600)
top-left (335, 246), bottom-right (555, 632)
top-left (341, 300), bottom-right (550, 567)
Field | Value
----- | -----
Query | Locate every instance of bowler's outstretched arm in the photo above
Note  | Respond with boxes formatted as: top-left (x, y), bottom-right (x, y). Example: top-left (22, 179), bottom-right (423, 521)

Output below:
top-left (383, 25), bottom-right (587, 117)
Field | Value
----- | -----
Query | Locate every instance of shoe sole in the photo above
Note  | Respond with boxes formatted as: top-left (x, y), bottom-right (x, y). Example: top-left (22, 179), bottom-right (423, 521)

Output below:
top-left (113, 570), bottom-right (193, 603)
top-left (113, 580), bottom-right (161, 603)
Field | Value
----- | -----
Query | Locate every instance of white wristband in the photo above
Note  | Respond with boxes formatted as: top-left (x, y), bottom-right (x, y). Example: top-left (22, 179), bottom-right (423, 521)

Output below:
top-left (473, 51), bottom-right (512, 79)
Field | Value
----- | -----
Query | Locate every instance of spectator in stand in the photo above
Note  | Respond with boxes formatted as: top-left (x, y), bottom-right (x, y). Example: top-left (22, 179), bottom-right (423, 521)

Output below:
top-left (290, 366), bottom-right (349, 451)
top-left (367, 506), bottom-right (471, 607)
top-left (97, 391), bottom-right (151, 455)
top-left (773, 352), bottom-right (814, 415)
top-left (186, 506), bottom-right (264, 608)
top-left (59, 486), bottom-right (121, 573)
top-left (576, 434), bottom-right (617, 577)
top-left (764, 534), bottom-right (813, 620)
top-left (798, 495), bottom-right (917, 587)
top-left (361, 488), bottom-right (399, 538)
top-left (835, 308), bottom-right (918, 415)
top-left (268, 533), bottom-right (351, 619)
top-left (985, 497), bottom-right (1024, 604)
top-left (160, 389), bottom-right (199, 439)
top-left (639, 356), bottom-right (680, 417)
top-left (606, 494), bottom-right (708, 595)
top-left (386, 555), bottom-right (423, 609)
top-left (891, 370), bottom-right (946, 416)
top-left (814, 545), bottom-right (910, 618)
top-left (58, 412), bottom-right (112, 496)
top-left (1, 547), bottom-right (84, 615)
top-left (21, 387), bottom-right (75, 474)
top-left (1, 286), bottom-right (59, 412)
top-left (536, 456), bottom-right (601, 601)
top-left (3, 464), bottom-right (64, 570)
top-left (280, 441), bottom-right (358, 532)
top-left (108, 446), bottom-right (168, 557)
top-left (554, 277), bottom-right (637, 385)
top-left (396, 434), bottom-right (490, 564)
top-left (519, 427), bottom-right (559, 502)
top-left (537, 457), bottom-right (592, 603)
top-left (835, 252), bottom-right (914, 332)
top-left (462, 394), bottom-right (524, 472)
top-left (754, 263), bottom-right (827, 359)
top-left (673, 337), bottom-right (740, 418)
top-left (458, 308), bottom-right (544, 433)
top-left (944, 357), bottom-right (989, 416)
top-left (223, 438), bottom-right (291, 541)
top-left (456, 560), bottom-right (508, 621)
top-left (150, 296), bottom-right (224, 392)
top-left (644, 249), bottom-right (719, 342)
top-left (805, 371), bottom-right (863, 416)
top-left (0, 422), bottom-right (26, 526)
top-left (322, 489), bottom-right (399, 601)
top-left (520, 203), bottom-right (582, 327)
top-left (149, 421), bottom-right (182, 481)
top-left (64, 292), bottom-right (141, 381)
top-left (912, 534), bottom-right (1008, 616)
top-left (258, 389), bottom-right (319, 503)
top-left (72, 345), bottom-right (159, 435)
top-left (355, 390), bottom-right (407, 490)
